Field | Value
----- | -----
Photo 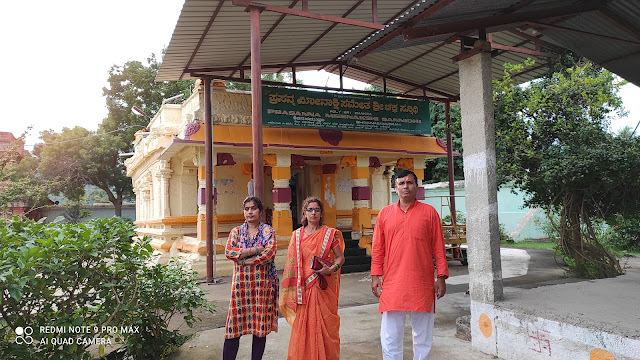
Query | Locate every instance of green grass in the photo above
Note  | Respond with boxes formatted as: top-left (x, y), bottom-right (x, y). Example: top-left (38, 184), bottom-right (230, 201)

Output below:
top-left (500, 240), bottom-right (556, 250)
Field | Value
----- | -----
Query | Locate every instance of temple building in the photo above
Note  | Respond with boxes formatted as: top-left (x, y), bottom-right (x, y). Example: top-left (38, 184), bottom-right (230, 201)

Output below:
top-left (125, 80), bottom-right (449, 277)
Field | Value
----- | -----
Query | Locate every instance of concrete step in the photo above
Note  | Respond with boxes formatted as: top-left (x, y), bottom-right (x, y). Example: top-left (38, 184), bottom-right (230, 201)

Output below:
top-left (341, 263), bottom-right (371, 274)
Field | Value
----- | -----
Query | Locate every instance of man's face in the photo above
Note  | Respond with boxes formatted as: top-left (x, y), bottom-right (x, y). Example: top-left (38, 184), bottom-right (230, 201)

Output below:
top-left (395, 175), bottom-right (417, 202)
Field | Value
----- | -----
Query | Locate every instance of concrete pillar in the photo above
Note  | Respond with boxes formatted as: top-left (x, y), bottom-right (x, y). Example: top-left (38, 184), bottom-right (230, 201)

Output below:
top-left (458, 42), bottom-right (503, 355)
top-left (351, 156), bottom-right (371, 231)
top-left (271, 154), bottom-right (293, 237)
top-left (458, 42), bottom-right (503, 304)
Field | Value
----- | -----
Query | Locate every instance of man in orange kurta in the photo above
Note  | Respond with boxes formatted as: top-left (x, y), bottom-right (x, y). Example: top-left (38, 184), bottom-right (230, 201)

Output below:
top-left (371, 169), bottom-right (449, 360)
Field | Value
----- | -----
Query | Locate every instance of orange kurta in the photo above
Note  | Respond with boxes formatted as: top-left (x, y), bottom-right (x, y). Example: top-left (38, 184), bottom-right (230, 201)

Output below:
top-left (280, 226), bottom-right (343, 360)
top-left (371, 201), bottom-right (449, 313)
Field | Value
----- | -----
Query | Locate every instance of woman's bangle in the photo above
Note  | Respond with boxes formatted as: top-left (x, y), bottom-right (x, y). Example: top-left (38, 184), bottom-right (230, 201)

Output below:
top-left (254, 246), bottom-right (258, 256)
top-left (333, 263), bottom-right (340, 272)
top-left (241, 259), bottom-right (245, 266)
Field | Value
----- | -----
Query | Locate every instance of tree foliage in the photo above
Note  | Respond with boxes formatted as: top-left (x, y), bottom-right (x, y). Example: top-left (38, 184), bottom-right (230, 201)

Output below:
top-left (0, 217), bottom-right (213, 359)
top-left (101, 53), bottom-right (194, 147)
top-left (424, 102), bottom-right (464, 183)
top-left (33, 127), bottom-right (132, 216)
top-left (0, 134), bottom-right (51, 217)
top-left (27, 53), bottom-right (193, 217)
top-left (494, 58), bottom-right (639, 278)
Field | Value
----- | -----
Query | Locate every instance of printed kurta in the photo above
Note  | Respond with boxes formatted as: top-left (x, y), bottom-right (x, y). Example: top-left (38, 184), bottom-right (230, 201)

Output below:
top-left (280, 226), bottom-right (344, 360)
top-left (371, 201), bottom-right (449, 313)
top-left (225, 222), bottom-right (278, 339)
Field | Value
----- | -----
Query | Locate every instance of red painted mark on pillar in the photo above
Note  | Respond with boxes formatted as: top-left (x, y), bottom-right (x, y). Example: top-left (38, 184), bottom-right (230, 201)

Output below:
top-left (527, 324), bottom-right (552, 356)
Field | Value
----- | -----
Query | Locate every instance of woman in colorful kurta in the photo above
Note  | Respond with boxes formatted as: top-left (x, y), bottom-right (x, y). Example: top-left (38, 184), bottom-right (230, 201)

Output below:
top-left (280, 196), bottom-right (345, 360)
top-left (224, 196), bottom-right (278, 360)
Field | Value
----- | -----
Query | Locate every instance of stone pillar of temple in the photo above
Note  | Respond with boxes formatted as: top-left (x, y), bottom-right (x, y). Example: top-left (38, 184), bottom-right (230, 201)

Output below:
top-left (142, 189), bottom-right (151, 221)
top-left (457, 40), bottom-right (503, 355)
top-left (157, 160), bottom-right (173, 218)
top-left (351, 156), bottom-right (372, 232)
top-left (320, 164), bottom-right (338, 228)
top-left (270, 154), bottom-right (293, 238)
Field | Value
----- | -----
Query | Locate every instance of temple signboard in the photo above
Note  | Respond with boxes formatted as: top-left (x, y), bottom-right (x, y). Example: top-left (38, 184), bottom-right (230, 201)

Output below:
top-left (262, 87), bottom-right (430, 134)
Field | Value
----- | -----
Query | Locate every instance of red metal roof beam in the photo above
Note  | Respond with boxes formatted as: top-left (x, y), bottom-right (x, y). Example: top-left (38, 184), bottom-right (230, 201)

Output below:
top-left (508, 29), bottom-right (567, 53)
top-left (189, 73), bottom-right (447, 101)
top-left (347, 63), bottom-right (457, 100)
top-left (231, 0), bottom-right (384, 29)
top-left (231, 0), bottom-right (300, 77)
top-left (403, 0), bottom-right (605, 41)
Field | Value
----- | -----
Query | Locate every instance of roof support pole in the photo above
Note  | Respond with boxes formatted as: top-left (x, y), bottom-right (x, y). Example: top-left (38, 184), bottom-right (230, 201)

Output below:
top-left (203, 76), bottom-right (215, 282)
top-left (445, 101), bottom-right (456, 226)
top-left (250, 5), bottom-right (265, 201)
top-left (339, 64), bottom-right (344, 90)
top-left (456, 41), bottom-right (503, 355)
top-left (371, 0), bottom-right (378, 24)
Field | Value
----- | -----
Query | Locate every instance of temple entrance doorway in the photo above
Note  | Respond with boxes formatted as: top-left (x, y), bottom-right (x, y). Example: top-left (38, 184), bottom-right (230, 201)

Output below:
top-left (290, 169), bottom-right (303, 230)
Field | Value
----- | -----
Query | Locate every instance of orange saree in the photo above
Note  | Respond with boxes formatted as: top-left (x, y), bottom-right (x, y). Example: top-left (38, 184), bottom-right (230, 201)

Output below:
top-left (280, 225), bottom-right (344, 360)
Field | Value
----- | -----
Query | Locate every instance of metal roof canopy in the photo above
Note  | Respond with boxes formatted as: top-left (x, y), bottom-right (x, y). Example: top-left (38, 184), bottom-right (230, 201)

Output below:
top-left (158, 0), bottom-right (640, 101)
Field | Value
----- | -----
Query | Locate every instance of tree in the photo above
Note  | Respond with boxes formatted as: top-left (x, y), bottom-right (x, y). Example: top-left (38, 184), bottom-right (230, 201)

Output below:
top-left (0, 133), bottom-right (51, 218)
top-left (31, 53), bottom-right (195, 217)
top-left (361, 86), bottom-right (463, 184)
top-left (34, 127), bottom-right (132, 216)
top-left (424, 102), bottom-right (464, 183)
top-left (101, 53), bottom-right (195, 143)
top-left (494, 58), bottom-right (639, 278)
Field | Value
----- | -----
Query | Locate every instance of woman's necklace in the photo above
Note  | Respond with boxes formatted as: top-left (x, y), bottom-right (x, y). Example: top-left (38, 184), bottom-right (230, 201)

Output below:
top-left (304, 226), bottom-right (319, 235)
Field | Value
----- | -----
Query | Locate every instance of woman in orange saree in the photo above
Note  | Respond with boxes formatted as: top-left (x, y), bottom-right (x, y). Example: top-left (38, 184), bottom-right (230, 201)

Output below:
top-left (280, 196), bottom-right (345, 360)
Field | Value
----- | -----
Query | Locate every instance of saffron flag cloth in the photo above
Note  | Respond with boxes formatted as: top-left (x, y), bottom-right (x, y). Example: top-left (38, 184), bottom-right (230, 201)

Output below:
top-left (224, 222), bottom-right (279, 339)
top-left (371, 201), bottom-right (449, 314)
top-left (280, 225), bottom-right (344, 360)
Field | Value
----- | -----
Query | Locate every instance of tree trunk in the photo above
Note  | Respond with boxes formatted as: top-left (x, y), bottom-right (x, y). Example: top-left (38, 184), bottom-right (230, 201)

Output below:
top-left (99, 185), bottom-right (122, 217)
top-left (114, 192), bottom-right (123, 217)
top-left (569, 206), bottom-right (584, 272)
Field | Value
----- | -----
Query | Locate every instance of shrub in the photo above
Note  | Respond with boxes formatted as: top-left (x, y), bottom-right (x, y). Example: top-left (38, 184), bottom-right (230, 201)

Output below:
top-left (0, 217), bottom-right (212, 359)
top-left (441, 211), bottom-right (466, 226)
top-left (603, 214), bottom-right (640, 252)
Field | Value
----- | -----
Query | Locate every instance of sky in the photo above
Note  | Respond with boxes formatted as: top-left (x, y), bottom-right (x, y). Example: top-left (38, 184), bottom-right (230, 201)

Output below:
top-left (1, 0), bottom-right (638, 150)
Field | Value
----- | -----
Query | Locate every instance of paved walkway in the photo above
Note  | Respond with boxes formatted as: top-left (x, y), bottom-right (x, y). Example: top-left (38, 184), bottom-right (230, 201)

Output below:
top-left (161, 249), bottom-right (640, 359)
top-left (167, 248), bottom-right (564, 359)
